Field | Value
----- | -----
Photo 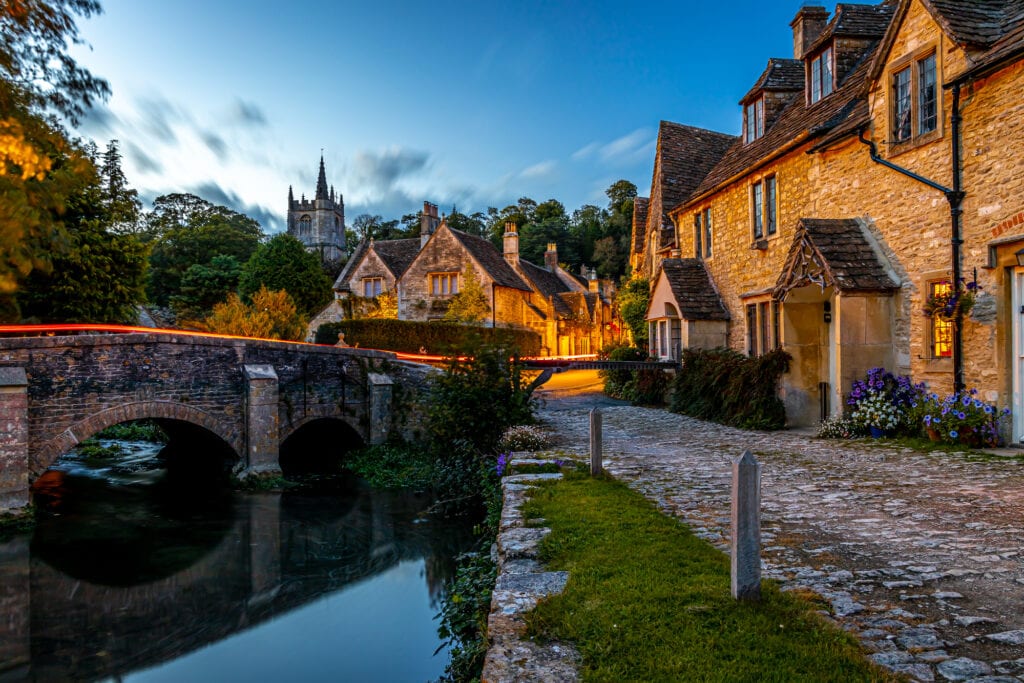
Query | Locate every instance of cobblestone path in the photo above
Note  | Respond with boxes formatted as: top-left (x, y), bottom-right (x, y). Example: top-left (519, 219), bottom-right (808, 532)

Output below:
top-left (537, 394), bottom-right (1024, 682)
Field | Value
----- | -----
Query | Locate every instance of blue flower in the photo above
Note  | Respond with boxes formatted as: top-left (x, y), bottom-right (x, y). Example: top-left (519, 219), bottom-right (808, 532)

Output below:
top-left (984, 405), bottom-right (993, 415)
top-left (949, 430), bottom-right (959, 439)
top-left (957, 411), bottom-right (966, 420)
top-left (962, 395), bottom-right (971, 406)
top-left (924, 415), bottom-right (932, 425)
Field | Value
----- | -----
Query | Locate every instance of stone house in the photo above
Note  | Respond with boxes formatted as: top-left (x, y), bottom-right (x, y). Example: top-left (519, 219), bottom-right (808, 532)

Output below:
top-left (316, 203), bottom-right (616, 356)
top-left (633, 0), bottom-right (1024, 434)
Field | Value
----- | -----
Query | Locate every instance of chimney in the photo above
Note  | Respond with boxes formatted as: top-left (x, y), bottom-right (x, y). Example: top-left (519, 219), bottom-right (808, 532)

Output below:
top-left (669, 248), bottom-right (682, 258)
top-left (790, 6), bottom-right (829, 59)
top-left (587, 267), bottom-right (599, 294)
top-left (420, 201), bottom-right (439, 248)
top-left (545, 242), bottom-right (558, 271)
top-left (503, 221), bottom-right (519, 265)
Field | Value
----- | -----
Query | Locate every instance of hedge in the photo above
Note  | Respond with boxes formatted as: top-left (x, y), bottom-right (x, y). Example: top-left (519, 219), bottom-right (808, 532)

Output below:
top-left (670, 348), bottom-right (791, 430)
top-left (315, 319), bottom-right (541, 356)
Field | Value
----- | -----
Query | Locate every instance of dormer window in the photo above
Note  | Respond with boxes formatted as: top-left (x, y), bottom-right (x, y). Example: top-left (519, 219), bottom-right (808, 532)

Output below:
top-left (744, 97), bottom-right (764, 143)
top-left (809, 46), bottom-right (834, 103)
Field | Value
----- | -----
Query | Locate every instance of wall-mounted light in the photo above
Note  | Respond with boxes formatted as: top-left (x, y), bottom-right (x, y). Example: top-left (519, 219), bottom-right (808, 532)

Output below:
top-left (823, 301), bottom-right (832, 324)
top-left (1015, 247), bottom-right (1024, 267)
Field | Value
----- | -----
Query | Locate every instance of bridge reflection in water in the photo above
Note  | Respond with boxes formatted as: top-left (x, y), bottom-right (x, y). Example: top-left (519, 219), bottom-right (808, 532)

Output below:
top-left (0, 453), bottom-right (475, 682)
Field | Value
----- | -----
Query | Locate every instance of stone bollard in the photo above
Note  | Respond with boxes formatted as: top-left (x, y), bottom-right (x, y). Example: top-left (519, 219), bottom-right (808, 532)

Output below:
top-left (731, 450), bottom-right (762, 602)
top-left (590, 408), bottom-right (603, 476)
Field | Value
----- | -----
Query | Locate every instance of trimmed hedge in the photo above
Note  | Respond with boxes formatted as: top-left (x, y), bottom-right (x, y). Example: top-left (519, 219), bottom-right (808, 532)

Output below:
top-left (315, 319), bottom-right (541, 356)
top-left (670, 348), bottom-right (791, 430)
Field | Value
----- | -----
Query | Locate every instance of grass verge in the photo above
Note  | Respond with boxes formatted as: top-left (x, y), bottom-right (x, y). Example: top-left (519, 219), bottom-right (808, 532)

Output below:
top-left (523, 472), bottom-right (897, 682)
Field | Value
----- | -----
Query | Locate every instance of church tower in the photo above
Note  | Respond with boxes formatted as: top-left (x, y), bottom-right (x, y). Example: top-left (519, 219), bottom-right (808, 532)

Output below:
top-left (286, 155), bottom-right (346, 261)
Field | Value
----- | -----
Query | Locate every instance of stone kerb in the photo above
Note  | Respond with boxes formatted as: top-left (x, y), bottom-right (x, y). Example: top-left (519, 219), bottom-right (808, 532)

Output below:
top-left (482, 458), bottom-right (580, 683)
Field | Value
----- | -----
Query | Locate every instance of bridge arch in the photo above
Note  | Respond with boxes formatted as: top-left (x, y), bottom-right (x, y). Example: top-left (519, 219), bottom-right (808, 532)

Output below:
top-left (279, 414), bottom-right (366, 475)
top-left (33, 401), bottom-right (241, 476)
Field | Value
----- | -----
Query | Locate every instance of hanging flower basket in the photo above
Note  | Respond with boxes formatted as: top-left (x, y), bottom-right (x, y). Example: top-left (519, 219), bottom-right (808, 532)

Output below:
top-left (922, 280), bottom-right (980, 320)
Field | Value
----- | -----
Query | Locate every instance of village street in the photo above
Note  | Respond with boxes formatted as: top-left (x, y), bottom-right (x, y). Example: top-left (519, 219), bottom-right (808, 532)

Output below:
top-left (535, 372), bottom-right (1024, 682)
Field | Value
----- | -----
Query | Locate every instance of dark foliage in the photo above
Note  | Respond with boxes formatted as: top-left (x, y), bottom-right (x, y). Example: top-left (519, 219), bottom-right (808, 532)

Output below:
top-left (599, 344), bottom-right (669, 405)
top-left (670, 348), bottom-right (791, 430)
top-left (314, 319), bottom-right (541, 356)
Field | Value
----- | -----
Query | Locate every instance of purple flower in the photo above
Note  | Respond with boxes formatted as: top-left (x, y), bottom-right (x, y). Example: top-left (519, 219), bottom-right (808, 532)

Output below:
top-left (496, 453), bottom-right (510, 477)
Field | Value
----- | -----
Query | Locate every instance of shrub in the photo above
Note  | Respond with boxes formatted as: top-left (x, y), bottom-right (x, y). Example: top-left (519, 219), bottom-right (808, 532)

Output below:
top-left (850, 392), bottom-right (901, 432)
top-left (599, 344), bottom-right (668, 404)
top-left (314, 318), bottom-right (541, 356)
top-left (497, 425), bottom-right (551, 452)
top-left (817, 416), bottom-right (865, 439)
top-left (847, 367), bottom-right (927, 436)
top-left (670, 348), bottom-right (790, 430)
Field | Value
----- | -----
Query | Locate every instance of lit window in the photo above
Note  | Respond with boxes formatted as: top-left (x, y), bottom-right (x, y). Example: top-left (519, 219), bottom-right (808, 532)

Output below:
top-left (362, 277), bottom-right (383, 298)
top-left (809, 46), bottom-right (834, 103)
top-left (930, 281), bottom-right (953, 358)
top-left (430, 272), bottom-right (459, 295)
top-left (752, 176), bottom-right (777, 240)
top-left (744, 97), bottom-right (764, 143)
top-left (891, 51), bottom-right (938, 143)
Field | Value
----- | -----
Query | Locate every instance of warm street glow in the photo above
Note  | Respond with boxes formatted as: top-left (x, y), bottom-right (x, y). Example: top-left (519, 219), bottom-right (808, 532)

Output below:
top-left (0, 323), bottom-right (316, 346)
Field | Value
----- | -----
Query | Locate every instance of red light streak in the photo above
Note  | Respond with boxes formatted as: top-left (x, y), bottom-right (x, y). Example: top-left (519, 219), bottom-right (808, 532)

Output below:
top-left (0, 323), bottom-right (318, 346)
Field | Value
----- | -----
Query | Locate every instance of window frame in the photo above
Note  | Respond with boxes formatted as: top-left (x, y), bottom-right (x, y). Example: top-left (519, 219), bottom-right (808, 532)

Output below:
top-left (808, 45), bottom-right (834, 104)
top-left (702, 207), bottom-right (712, 259)
top-left (745, 299), bottom-right (780, 357)
top-left (929, 280), bottom-right (954, 359)
top-left (361, 276), bottom-right (383, 298)
top-left (693, 212), bottom-right (703, 259)
top-left (429, 272), bottom-right (459, 296)
top-left (751, 175), bottom-right (777, 241)
top-left (744, 97), bottom-right (764, 143)
top-left (888, 45), bottom-right (941, 149)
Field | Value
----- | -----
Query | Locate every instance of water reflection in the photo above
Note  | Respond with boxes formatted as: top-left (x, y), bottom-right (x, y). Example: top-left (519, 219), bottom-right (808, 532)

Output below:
top-left (0, 444), bottom-right (476, 681)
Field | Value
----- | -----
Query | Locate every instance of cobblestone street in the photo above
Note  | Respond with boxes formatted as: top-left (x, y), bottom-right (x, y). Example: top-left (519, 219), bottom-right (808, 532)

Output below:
top-left (536, 379), bottom-right (1024, 682)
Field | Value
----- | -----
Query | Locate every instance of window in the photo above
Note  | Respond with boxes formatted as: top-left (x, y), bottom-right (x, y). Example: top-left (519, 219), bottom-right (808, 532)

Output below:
top-left (809, 46), bottom-right (834, 103)
top-left (362, 277), bottom-right (382, 298)
top-left (430, 272), bottom-right (459, 296)
top-left (703, 207), bottom-right (712, 258)
top-left (746, 300), bottom-right (780, 356)
top-left (693, 213), bottom-right (702, 259)
top-left (752, 176), bottom-right (777, 240)
top-left (299, 215), bottom-right (312, 234)
top-left (744, 97), bottom-right (764, 143)
top-left (930, 281), bottom-right (953, 358)
top-left (891, 51), bottom-right (938, 144)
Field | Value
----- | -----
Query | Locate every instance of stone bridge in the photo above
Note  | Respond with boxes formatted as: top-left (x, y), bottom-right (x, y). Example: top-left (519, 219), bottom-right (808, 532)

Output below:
top-left (0, 332), bottom-right (431, 511)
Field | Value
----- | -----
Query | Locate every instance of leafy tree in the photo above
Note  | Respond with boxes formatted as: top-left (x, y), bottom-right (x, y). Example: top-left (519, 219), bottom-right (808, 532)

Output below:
top-left (238, 232), bottom-right (331, 317)
top-left (352, 213), bottom-right (408, 241)
top-left (146, 193), bottom-right (263, 307)
top-left (200, 286), bottom-right (305, 341)
top-left (14, 141), bottom-right (147, 323)
top-left (170, 254), bottom-right (241, 321)
top-left (446, 208), bottom-right (487, 238)
top-left (617, 277), bottom-right (650, 348)
top-left (592, 235), bottom-right (625, 279)
top-left (445, 265), bottom-right (489, 323)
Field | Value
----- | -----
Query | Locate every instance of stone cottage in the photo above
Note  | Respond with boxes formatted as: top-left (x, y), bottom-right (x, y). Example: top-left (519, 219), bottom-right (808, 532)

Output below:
top-left (632, 0), bottom-right (1024, 434)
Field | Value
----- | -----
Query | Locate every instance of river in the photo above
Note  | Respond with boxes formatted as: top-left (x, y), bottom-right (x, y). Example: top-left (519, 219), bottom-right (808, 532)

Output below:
top-left (0, 440), bottom-right (478, 682)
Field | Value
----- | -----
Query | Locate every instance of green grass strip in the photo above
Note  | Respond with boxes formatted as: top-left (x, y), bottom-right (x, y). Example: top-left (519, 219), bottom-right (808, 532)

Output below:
top-left (523, 473), bottom-right (898, 683)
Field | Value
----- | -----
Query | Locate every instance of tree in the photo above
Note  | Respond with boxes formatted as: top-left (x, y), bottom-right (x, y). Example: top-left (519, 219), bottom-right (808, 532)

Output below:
top-left (14, 140), bottom-right (147, 323)
top-left (617, 277), bottom-right (650, 348)
top-left (592, 235), bottom-right (624, 279)
top-left (99, 140), bottom-right (141, 233)
top-left (446, 208), bottom-right (487, 238)
top-left (200, 286), bottom-right (306, 341)
top-left (445, 265), bottom-right (490, 323)
top-left (238, 233), bottom-right (332, 317)
top-left (146, 193), bottom-right (263, 307)
top-left (169, 254), bottom-right (242, 321)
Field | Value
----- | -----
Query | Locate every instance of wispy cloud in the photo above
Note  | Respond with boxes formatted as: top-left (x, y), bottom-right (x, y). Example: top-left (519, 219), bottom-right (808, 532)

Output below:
top-left (571, 129), bottom-right (656, 166)
top-left (520, 160), bottom-right (556, 178)
top-left (231, 100), bottom-right (268, 127)
top-left (571, 142), bottom-right (600, 161)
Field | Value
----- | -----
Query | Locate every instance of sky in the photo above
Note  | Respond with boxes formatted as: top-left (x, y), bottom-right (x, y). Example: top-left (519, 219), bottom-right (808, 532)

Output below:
top-left (70, 0), bottom-right (845, 233)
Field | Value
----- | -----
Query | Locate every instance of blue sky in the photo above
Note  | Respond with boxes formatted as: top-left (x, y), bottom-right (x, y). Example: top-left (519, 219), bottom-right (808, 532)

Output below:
top-left (71, 1), bottom-right (842, 232)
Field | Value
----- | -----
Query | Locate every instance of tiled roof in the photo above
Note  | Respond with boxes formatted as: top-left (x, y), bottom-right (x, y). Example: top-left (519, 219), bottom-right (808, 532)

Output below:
top-left (688, 48), bottom-right (881, 204)
top-left (518, 259), bottom-right (572, 298)
top-left (741, 59), bottom-right (804, 103)
top-left (923, 0), bottom-right (1019, 47)
top-left (631, 197), bottom-right (649, 254)
top-left (332, 238), bottom-right (370, 290)
top-left (659, 258), bottom-right (730, 321)
top-left (947, 3), bottom-right (1024, 81)
top-left (775, 218), bottom-right (898, 297)
top-left (808, 3), bottom-right (897, 54)
top-left (557, 291), bottom-right (598, 321)
top-left (649, 121), bottom-right (738, 246)
top-left (449, 229), bottom-right (532, 291)
top-left (372, 238), bottom-right (421, 279)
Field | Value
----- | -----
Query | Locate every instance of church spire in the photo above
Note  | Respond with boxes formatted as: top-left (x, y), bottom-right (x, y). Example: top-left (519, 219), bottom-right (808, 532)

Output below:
top-left (288, 185), bottom-right (294, 206)
top-left (315, 154), bottom-right (329, 200)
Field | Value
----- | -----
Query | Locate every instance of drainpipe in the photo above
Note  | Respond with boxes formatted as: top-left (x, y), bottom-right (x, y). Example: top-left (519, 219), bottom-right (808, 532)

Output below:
top-left (858, 108), bottom-right (966, 393)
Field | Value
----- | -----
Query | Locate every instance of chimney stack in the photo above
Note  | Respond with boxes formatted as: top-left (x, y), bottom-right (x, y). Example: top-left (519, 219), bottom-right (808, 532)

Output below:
top-left (669, 248), bottom-right (682, 258)
top-left (790, 6), bottom-right (829, 59)
top-left (420, 201), bottom-right (440, 248)
top-left (545, 243), bottom-right (558, 271)
top-left (587, 267), bottom-right (599, 293)
top-left (503, 221), bottom-right (519, 265)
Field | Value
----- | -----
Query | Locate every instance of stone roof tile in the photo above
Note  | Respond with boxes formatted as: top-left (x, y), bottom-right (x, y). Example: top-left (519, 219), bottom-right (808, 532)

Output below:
top-left (660, 258), bottom-right (730, 321)
top-left (741, 58), bottom-right (805, 103)
top-left (632, 197), bottom-right (650, 254)
top-left (372, 238), bottom-right (421, 278)
top-left (449, 229), bottom-right (532, 291)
